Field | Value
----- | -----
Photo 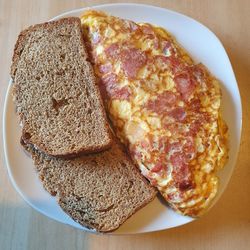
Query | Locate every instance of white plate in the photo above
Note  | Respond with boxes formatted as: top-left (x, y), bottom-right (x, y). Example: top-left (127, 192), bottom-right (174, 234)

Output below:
top-left (3, 3), bottom-right (242, 234)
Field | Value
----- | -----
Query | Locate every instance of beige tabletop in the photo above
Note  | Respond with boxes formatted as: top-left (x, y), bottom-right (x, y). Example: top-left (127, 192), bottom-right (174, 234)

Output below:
top-left (0, 0), bottom-right (249, 249)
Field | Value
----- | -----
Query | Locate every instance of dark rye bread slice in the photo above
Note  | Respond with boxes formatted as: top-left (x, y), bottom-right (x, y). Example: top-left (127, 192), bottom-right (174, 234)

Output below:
top-left (22, 139), bottom-right (157, 232)
top-left (11, 17), bottom-right (112, 157)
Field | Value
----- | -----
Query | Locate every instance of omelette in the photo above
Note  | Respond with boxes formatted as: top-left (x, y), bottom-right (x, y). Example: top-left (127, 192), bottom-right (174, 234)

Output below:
top-left (81, 10), bottom-right (228, 217)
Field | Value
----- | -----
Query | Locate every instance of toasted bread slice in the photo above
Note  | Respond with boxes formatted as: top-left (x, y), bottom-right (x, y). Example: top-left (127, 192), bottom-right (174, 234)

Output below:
top-left (11, 17), bottom-right (112, 157)
top-left (22, 139), bottom-right (157, 232)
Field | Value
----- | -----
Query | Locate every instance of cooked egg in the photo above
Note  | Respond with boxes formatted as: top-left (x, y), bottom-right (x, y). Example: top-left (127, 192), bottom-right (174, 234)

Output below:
top-left (81, 10), bottom-right (228, 217)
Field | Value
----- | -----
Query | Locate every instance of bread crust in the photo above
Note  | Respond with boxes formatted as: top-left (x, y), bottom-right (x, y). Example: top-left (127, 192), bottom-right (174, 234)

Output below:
top-left (12, 17), bottom-right (112, 158)
top-left (22, 138), bottom-right (157, 232)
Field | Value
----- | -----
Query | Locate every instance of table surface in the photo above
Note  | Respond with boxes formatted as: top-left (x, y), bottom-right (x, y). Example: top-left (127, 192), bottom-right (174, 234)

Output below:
top-left (0, 0), bottom-right (249, 249)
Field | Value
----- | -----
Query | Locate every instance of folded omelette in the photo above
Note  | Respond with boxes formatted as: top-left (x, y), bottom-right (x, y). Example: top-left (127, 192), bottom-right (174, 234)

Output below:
top-left (81, 10), bottom-right (228, 216)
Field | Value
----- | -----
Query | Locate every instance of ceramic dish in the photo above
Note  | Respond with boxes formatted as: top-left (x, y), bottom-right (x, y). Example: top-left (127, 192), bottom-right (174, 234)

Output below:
top-left (3, 3), bottom-right (242, 234)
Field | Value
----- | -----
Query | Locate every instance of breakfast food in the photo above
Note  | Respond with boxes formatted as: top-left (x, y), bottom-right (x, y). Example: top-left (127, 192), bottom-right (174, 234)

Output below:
top-left (10, 9), bottom-right (229, 233)
top-left (22, 139), bottom-right (156, 232)
top-left (81, 11), bottom-right (228, 216)
top-left (11, 16), bottom-right (156, 233)
top-left (11, 17), bottom-right (112, 158)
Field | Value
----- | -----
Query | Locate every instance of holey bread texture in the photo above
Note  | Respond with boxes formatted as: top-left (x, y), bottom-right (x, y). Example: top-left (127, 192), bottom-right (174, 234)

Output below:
top-left (11, 17), bottom-right (112, 157)
top-left (22, 139), bottom-right (157, 232)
